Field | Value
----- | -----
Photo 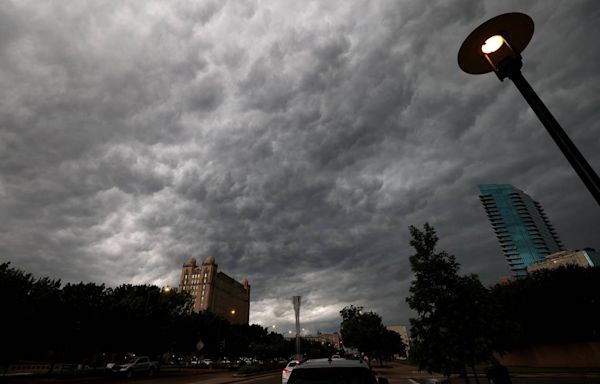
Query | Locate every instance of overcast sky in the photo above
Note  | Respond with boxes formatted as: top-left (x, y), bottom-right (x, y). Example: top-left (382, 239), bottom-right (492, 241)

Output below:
top-left (1, 0), bottom-right (598, 334)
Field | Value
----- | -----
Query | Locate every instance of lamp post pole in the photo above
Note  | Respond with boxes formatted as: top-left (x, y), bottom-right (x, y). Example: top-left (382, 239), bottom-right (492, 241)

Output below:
top-left (506, 67), bottom-right (600, 206)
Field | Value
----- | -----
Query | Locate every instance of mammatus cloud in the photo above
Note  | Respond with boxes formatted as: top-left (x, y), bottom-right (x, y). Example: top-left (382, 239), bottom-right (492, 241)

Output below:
top-left (1, 1), bottom-right (598, 333)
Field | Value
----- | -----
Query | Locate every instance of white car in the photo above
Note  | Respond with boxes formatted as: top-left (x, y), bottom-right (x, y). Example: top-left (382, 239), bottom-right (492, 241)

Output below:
top-left (282, 360), bottom-right (300, 384)
top-left (287, 359), bottom-right (388, 384)
top-left (106, 356), bottom-right (157, 378)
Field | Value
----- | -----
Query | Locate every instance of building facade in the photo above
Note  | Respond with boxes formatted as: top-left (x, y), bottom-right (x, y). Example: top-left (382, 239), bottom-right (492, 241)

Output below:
top-left (479, 184), bottom-right (564, 276)
top-left (301, 332), bottom-right (342, 350)
top-left (527, 248), bottom-right (600, 273)
top-left (178, 256), bottom-right (250, 325)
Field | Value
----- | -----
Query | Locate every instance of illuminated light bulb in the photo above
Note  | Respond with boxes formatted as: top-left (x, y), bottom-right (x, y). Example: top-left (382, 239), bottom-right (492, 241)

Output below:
top-left (481, 35), bottom-right (504, 54)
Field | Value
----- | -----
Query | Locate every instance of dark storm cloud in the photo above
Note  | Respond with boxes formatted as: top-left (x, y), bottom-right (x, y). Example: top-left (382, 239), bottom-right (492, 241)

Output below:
top-left (1, 1), bottom-right (598, 333)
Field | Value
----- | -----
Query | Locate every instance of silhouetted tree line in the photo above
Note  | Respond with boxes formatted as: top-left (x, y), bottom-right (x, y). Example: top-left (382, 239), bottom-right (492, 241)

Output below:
top-left (406, 223), bottom-right (600, 382)
top-left (491, 265), bottom-right (600, 346)
top-left (0, 262), bottom-right (297, 369)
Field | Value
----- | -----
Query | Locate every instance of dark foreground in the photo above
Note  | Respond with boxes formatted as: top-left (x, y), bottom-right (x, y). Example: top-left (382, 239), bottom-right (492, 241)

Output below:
top-left (3, 363), bottom-right (600, 384)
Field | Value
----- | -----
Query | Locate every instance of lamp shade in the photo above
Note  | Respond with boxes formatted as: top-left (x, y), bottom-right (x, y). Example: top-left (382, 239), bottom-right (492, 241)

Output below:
top-left (458, 12), bottom-right (534, 74)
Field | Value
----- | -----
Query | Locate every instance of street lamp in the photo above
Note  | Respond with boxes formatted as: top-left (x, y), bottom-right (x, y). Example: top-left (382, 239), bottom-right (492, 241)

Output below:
top-left (458, 12), bottom-right (600, 206)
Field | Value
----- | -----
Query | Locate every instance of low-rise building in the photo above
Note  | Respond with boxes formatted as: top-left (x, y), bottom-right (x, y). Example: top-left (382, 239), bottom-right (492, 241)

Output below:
top-left (527, 248), bottom-right (600, 273)
top-left (295, 332), bottom-right (342, 350)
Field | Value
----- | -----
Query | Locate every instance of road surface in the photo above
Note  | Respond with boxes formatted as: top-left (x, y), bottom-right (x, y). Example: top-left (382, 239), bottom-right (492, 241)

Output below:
top-left (4, 363), bottom-right (600, 384)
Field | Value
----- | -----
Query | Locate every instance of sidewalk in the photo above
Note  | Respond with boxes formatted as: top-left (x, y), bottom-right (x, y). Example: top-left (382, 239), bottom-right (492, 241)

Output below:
top-left (371, 362), bottom-right (600, 384)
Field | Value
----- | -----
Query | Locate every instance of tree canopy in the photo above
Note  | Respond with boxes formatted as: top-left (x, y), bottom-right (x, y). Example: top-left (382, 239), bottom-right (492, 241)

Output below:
top-left (492, 265), bottom-right (600, 346)
top-left (340, 305), bottom-right (405, 363)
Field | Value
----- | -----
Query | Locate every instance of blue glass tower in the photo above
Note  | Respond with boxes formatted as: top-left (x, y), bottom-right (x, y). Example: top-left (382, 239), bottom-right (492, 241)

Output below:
top-left (479, 184), bottom-right (564, 276)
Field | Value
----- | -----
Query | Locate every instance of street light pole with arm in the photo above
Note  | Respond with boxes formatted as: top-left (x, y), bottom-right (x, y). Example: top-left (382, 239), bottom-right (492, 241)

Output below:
top-left (458, 13), bottom-right (600, 207)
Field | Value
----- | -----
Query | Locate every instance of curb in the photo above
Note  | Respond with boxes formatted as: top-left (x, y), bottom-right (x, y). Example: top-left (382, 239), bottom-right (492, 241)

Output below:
top-left (510, 373), bottom-right (600, 378)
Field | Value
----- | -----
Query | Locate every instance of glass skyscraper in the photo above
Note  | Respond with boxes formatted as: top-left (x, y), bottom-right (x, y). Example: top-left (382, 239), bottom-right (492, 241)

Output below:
top-left (479, 184), bottom-right (564, 276)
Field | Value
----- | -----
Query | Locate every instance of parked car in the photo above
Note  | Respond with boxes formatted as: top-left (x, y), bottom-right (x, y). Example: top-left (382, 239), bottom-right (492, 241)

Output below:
top-left (106, 356), bottom-right (158, 378)
top-left (217, 358), bottom-right (231, 367)
top-left (287, 358), bottom-right (388, 384)
top-left (282, 360), bottom-right (301, 384)
top-left (190, 358), bottom-right (200, 365)
top-left (234, 358), bottom-right (246, 366)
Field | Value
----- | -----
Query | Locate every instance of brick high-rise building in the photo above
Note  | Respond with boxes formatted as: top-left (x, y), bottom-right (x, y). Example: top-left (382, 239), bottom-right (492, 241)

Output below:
top-left (178, 256), bottom-right (250, 324)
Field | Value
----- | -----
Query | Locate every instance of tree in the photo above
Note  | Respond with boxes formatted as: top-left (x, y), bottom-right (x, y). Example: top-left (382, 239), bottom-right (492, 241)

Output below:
top-left (406, 223), bottom-right (496, 381)
top-left (340, 305), bottom-right (405, 365)
top-left (380, 329), bottom-right (405, 361)
top-left (0, 262), bottom-right (62, 371)
top-left (301, 339), bottom-right (336, 360)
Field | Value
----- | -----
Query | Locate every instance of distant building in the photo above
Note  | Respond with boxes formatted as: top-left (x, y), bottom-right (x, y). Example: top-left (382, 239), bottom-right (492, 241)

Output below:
top-left (386, 325), bottom-right (410, 356)
top-left (527, 248), bottom-right (600, 272)
top-left (497, 275), bottom-right (516, 285)
top-left (300, 332), bottom-right (342, 350)
top-left (177, 256), bottom-right (250, 325)
top-left (479, 184), bottom-right (564, 276)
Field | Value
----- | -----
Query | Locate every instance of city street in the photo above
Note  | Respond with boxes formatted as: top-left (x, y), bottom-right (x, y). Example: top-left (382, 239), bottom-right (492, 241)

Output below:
top-left (4, 363), bottom-right (600, 384)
